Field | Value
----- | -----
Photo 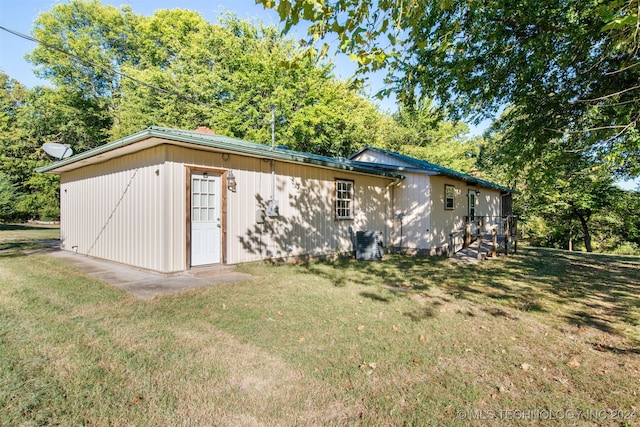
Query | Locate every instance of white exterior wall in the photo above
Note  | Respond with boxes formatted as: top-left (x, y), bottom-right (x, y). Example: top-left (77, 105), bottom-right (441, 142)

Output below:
top-left (390, 172), bottom-right (431, 251)
top-left (429, 175), bottom-right (503, 250)
top-left (476, 188), bottom-right (503, 233)
top-left (354, 150), bottom-right (407, 166)
top-left (163, 145), bottom-right (393, 269)
top-left (59, 145), bottom-right (169, 271)
top-left (352, 149), bottom-right (504, 253)
top-left (429, 176), bottom-right (471, 249)
top-left (60, 143), bottom-right (393, 273)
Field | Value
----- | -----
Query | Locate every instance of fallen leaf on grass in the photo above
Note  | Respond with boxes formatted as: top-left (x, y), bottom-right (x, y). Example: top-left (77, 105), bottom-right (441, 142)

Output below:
top-left (222, 303), bottom-right (227, 310)
top-left (419, 335), bottom-right (426, 342)
top-left (520, 363), bottom-right (532, 371)
top-left (277, 311), bottom-right (284, 316)
top-left (357, 325), bottom-right (365, 331)
top-left (298, 337), bottom-right (305, 343)
top-left (392, 325), bottom-right (399, 332)
top-left (567, 357), bottom-right (581, 368)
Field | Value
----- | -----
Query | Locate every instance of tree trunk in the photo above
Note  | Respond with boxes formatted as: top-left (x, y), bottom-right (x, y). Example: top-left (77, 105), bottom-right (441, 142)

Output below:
top-left (568, 219), bottom-right (573, 251)
top-left (575, 212), bottom-right (592, 252)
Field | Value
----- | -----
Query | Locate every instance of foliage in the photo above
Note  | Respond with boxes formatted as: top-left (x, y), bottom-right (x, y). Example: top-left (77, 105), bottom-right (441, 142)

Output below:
top-left (384, 99), bottom-right (478, 173)
top-left (6, 1), bottom-right (429, 219)
top-left (0, 173), bottom-right (18, 222)
top-left (258, 0), bottom-right (640, 178)
top-left (1, 73), bottom-right (87, 220)
top-left (481, 105), bottom-right (640, 253)
top-left (26, 2), bottom-right (390, 158)
top-left (7, 0), bottom-right (477, 221)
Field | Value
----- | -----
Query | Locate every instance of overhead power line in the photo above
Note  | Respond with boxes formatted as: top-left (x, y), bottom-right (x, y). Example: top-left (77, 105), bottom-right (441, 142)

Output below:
top-left (0, 24), bottom-right (235, 115)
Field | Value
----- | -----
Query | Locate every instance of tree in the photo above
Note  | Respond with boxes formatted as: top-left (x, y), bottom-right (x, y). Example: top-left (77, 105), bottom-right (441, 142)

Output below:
top-left (26, 2), bottom-right (389, 157)
top-left (0, 173), bottom-right (18, 222)
top-left (385, 99), bottom-right (478, 173)
top-left (27, 0), bottom-right (137, 117)
top-left (257, 0), bottom-right (640, 177)
top-left (481, 104), bottom-right (621, 252)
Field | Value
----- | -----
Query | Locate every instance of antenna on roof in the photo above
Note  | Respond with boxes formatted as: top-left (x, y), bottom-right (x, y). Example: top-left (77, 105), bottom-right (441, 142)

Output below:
top-left (42, 142), bottom-right (73, 159)
top-left (270, 103), bottom-right (275, 151)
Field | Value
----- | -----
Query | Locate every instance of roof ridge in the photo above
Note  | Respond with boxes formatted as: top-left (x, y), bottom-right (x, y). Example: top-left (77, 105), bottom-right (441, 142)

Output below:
top-left (351, 146), bottom-right (516, 193)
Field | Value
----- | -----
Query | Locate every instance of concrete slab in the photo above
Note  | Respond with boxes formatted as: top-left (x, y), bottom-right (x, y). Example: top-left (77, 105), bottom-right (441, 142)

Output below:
top-left (46, 246), bottom-right (254, 300)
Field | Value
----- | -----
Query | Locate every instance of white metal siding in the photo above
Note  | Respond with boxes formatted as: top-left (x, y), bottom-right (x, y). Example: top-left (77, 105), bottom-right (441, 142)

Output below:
top-left (476, 189), bottom-right (503, 233)
top-left (352, 149), bottom-right (415, 167)
top-left (429, 176), bottom-right (468, 249)
top-left (390, 172), bottom-right (432, 250)
top-left (60, 146), bottom-right (168, 271)
top-left (164, 145), bottom-right (392, 269)
top-left (429, 176), bottom-right (503, 249)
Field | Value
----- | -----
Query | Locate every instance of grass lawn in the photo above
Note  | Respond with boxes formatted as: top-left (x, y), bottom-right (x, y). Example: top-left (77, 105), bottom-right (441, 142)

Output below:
top-left (1, 225), bottom-right (639, 425)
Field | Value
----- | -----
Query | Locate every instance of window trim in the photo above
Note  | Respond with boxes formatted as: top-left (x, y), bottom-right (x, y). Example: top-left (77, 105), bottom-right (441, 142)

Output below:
top-left (445, 184), bottom-right (455, 210)
top-left (335, 178), bottom-right (354, 220)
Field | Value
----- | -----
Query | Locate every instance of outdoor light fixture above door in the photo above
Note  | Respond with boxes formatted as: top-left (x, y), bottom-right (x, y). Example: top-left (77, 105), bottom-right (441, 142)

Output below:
top-left (227, 170), bottom-right (237, 192)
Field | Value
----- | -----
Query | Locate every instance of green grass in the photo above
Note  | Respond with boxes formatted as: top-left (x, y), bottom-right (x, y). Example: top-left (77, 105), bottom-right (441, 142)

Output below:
top-left (1, 225), bottom-right (639, 425)
top-left (0, 223), bottom-right (60, 255)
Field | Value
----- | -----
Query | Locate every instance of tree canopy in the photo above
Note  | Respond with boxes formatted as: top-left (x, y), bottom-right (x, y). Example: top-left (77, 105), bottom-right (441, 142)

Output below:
top-left (0, 0), bottom-right (471, 221)
top-left (257, 0), bottom-right (640, 177)
top-left (24, 1), bottom-right (397, 156)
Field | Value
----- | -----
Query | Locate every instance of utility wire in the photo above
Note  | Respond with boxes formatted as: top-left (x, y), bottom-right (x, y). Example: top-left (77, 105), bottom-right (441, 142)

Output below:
top-left (0, 24), bottom-right (237, 115)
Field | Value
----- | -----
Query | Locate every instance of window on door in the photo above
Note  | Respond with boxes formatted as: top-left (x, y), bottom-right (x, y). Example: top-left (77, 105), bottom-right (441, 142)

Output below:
top-left (468, 190), bottom-right (476, 221)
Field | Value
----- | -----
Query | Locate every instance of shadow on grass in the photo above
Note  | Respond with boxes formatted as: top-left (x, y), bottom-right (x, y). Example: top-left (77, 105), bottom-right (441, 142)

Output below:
top-left (0, 224), bottom-right (59, 231)
top-left (404, 307), bottom-right (437, 321)
top-left (359, 292), bottom-right (391, 303)
top-left (448, 248), bottom-right (640, 341)
top-left (591, 342), bottom-right (640, 355)
top-left (0, 242), bottom-right (52, 258)
top-left (300, 247), bottom-right (640, 343)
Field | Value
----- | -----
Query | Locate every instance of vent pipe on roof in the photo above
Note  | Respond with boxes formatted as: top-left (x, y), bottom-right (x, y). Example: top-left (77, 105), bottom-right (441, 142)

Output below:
top-left (270, 104), bottom-right (275, 151)
top-left (194, 126), bottom-right (215, 134)
top-left (270, 104), bottom-right (276, 201)
top-left (267, 104), bottom-right (278, 216)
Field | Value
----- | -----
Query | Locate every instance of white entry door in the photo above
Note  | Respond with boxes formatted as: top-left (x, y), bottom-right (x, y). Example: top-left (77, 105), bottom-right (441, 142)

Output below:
top-left (191, 173), bottom-right (221, 266)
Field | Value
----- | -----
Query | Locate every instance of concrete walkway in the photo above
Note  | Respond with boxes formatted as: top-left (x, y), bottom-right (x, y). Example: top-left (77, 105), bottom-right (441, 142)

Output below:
top-left (46, 246), bottom-right (254, 300)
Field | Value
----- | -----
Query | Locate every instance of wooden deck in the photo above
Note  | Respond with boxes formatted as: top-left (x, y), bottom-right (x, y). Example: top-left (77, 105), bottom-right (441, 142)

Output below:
top-left (451, 234), bottom-right (516, 263)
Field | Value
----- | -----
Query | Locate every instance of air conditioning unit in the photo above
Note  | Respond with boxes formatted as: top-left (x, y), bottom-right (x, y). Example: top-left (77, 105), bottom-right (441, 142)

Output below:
top-left (356, 230), bottom-right (383, 261)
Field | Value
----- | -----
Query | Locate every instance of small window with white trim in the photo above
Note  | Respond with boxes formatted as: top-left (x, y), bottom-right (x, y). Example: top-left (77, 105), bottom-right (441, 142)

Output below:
top-left (335, 179), bottom-right (354, 220)
top-left (445, 184), bottom-right (455, 210)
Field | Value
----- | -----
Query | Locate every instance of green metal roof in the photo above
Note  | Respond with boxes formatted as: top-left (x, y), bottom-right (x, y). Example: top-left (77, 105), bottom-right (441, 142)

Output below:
top-left (37, 126), bottom-right (404, 179)
top-left (349, 146), bottom-right (517, 193)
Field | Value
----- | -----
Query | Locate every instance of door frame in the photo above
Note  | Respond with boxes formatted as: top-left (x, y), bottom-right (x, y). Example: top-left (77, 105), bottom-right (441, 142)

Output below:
top-left (186, 166), bottom-right (228, 268)
top-left (468, 189), bottom-right (477, 235)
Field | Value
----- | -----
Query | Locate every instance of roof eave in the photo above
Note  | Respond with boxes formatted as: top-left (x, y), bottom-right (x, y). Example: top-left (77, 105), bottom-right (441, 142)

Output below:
top-left (36, 128), bottom-right (155, 174)
top-left (37, 127), bottom-right (404, 180)
top-left (351, 146), bottom-right (517, 193)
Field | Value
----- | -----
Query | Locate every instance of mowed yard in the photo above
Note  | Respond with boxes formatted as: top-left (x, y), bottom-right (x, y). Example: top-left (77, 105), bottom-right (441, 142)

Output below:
top-left (1, 225), bottom-right (639, 426)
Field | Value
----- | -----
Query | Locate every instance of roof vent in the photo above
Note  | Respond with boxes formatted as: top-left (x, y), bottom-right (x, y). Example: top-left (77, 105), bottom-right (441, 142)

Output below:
top-left (194, 126), bottom-right (215, 134)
